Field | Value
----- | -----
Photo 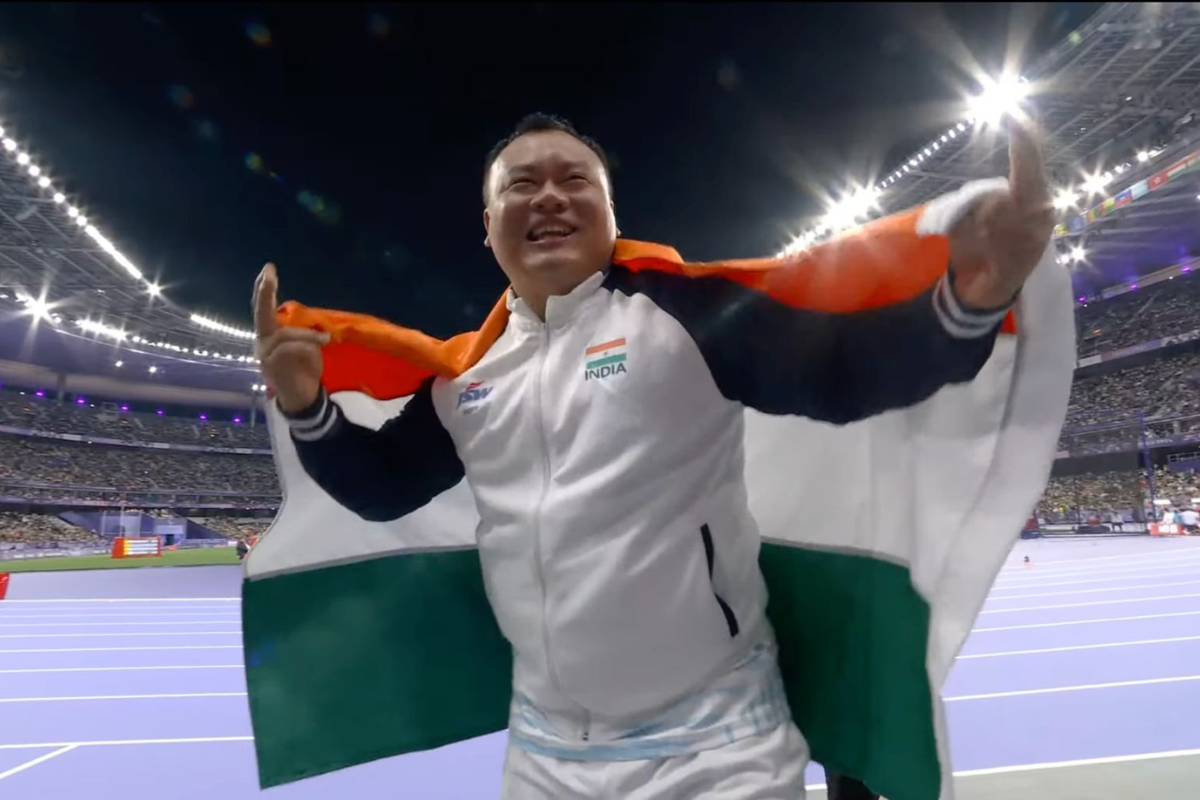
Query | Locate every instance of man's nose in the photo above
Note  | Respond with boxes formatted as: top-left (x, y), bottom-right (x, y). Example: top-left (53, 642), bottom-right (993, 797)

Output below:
top-left (531, 181), bottom-right (568, 213)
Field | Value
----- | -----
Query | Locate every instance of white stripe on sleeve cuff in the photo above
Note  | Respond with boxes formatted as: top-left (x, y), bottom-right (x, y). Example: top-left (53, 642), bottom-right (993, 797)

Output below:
top-left (283, 390), bottom-right (341, 442)
top-left (933, 274), bottom-right (1012, 339)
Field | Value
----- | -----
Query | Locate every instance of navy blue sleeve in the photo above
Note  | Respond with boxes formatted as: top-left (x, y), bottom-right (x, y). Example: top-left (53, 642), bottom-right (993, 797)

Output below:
top-left (283, 378), bottom-right (465, 522)
top-left (605, 266), bottom-right (1006, 425)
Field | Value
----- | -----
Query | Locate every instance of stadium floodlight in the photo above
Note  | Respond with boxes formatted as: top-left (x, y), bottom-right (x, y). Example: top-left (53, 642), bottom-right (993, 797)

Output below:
top-left (2, 138), bottom-right (15, 151)
top-left (52, 192), bottom-right (65, 204)
top-left (27, 164), bottom-right (40, 177)
top-left (75, 215), bottom-right (87, 227)
top-left (148, 365), bottom-right (158, 374)
top-left (66, 205), bottom-right (79, 218)
top-left (146, 283), bottom-right (162, 297)
top-left (77, 319), bottom-right (127, 341)
top-left (190, 312), bottom-right (255, 340)
top-left (14, 151), bottom-right (27, 164)
top-left (1071, 246), bottom-right (1086, 263)
top-left (37, 176), bottom-right (50, 188)
top-left (115, 360), bottom-right (123, 367)
top-left (1082, 173), bottom-right (1111, 197)
top-left (1053, 188), bottom-right (1079, 211)
top-left (966, 74), bottom-right (1029, 127)
top-left (1137, 150), bottom-right (1150, 163)
top-left (956, 122), bottom-right (968, 132)
top-left (18, 293), bottom-right (53, 322)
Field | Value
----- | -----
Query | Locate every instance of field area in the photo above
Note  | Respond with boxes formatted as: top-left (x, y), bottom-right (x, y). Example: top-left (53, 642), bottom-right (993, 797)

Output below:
top-left (0, 537), bottom-right (1198, 798)
top-left (1, 548), bottom-right (241, 573)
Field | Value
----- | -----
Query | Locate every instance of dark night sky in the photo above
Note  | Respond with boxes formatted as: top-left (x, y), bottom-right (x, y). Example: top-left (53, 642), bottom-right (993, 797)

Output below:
top-left (0, 3), bottom-right (1098, 338)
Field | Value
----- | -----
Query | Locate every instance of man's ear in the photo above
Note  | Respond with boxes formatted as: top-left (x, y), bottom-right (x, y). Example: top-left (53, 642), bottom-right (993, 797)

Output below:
top-left (483, 208), bottom-right (492, 249)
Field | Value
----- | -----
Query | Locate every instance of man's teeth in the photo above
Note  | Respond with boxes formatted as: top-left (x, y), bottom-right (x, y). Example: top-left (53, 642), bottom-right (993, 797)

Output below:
top-left (531, 228), bottom-right (573, 241)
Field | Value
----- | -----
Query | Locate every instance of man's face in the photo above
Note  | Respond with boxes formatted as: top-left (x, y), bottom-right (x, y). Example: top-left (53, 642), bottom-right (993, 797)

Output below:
top-left (484, 130), bottom-right (616, 296)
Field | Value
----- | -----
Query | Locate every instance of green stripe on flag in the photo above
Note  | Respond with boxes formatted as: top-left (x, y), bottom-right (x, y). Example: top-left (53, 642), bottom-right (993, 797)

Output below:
top-left (761, 543), bottom-right (939, 800)
top-left (243, 548), bottom-right (512, 788)
top-left (586, 353), bottom-right (627, 370)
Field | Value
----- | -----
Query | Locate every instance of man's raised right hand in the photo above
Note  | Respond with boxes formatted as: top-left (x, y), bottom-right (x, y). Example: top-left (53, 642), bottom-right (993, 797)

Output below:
top-left (253, 262), bottom-right (329, 415)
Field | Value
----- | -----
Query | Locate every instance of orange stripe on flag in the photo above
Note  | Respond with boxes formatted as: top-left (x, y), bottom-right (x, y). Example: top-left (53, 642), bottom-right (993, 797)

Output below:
top-left (586, 338), bottom-right (626, 356)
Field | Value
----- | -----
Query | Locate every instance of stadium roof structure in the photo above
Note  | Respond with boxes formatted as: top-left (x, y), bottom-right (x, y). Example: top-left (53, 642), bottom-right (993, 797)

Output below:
top-left (781, 2), bottom-right (1200, 296)
top-left (0, 2), bottom-right (1197, 399)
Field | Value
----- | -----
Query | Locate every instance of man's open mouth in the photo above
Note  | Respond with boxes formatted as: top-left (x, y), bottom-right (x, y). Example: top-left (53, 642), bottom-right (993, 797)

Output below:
top-left (526, 225), bottom-right (577, 243)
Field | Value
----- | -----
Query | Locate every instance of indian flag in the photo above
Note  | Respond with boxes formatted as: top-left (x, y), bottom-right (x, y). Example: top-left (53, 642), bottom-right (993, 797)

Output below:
top-left (585, 337), bottom-right (627, 369)
top-left (243, 179), bottom-right (1074, 799)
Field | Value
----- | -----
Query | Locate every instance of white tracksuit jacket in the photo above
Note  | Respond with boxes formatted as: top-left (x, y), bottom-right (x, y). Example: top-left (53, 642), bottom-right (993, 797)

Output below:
top-left (285, 244), bottom-right (1009, 760)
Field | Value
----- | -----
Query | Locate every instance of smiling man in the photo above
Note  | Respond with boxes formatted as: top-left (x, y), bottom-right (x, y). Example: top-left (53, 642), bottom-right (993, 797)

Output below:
top-left (253, 113), bottom-right (1057, 799)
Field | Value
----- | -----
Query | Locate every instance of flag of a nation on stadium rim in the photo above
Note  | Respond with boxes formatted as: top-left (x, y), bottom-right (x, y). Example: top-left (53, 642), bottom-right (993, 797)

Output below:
top-left (241, 179), bottom-right (1074, 800)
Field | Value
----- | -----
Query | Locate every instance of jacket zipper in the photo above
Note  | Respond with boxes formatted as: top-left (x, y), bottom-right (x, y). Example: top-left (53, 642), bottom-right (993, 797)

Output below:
top-left (700, 524), bottom-right (740, 638)
top-left (531, 323), bottom-right (591, 742)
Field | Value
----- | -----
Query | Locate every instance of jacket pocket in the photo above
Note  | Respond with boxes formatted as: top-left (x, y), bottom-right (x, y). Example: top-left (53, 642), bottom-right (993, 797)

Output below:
top-left (700, 524), bottom-right (740, 637)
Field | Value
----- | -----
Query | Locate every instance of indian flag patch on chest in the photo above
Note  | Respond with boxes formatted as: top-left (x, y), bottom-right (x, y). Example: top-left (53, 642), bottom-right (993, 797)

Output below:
top-left (584, 337), bottom-right (628, 381)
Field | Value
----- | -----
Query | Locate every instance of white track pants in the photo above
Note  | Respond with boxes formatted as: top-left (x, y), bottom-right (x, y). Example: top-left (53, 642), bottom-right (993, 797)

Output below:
top-left (500, 721), bottom-right (808, 800)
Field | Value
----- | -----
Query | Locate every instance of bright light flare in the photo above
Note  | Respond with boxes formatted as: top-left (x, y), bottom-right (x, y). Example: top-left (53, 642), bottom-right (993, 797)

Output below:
top-left (17, 292), bottom-right (54, 322)
top-left (1082, 172), bottom-right (1112, 197)
top-left (967, 74), bottom-right (1029, 127)
top-left (1053, 188), bottom-right (1079, 211)
top-left (1071, 246), bottom-right (1087, 263)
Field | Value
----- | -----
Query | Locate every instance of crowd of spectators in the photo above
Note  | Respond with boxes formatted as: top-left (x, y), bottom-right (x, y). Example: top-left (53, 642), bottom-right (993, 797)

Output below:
top-left (1066, 352), bottom-right (1200, 423)
top-left (0, 512), bottom-right (104, 546)
top-left (200, 518), bottom-right (272, 542)
top-left (1076, 275), bottom-right (1200, 358)
top-left (1038, 467), bottom-right (1199, 523)
top-left (0, 392), bottom-right (269, 448)
top-left (0, 435), bottom-right (279, 501)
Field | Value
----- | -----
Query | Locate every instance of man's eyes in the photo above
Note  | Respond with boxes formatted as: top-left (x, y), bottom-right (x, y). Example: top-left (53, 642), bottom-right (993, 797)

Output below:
top-left (506, 175), bottom-right (590, 190)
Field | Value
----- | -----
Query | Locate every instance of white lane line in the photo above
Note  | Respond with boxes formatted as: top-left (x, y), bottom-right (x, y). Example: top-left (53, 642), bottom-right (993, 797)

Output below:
top-left (0, 744), bottom-right (77, 782)
top-left (0, 598), bottom-right (240, 604)
top-left (0, 621), bottom-right (243, 628)
top-left (997, 547), bottom-right (1200, 571)
top-left (952, 747), bottom-right (1200, 778)
top-left (979, 592), bottom-right (1200, 614)
top-left (0, 664), bottom-right (243, 675)
top-left (958, 635), bottom-right (1200, 660)
top-left (988, 567), bottom-right (1200, 591)
top-left (986, 580), bottom-right (1200, 602)
top-left (803, 747), bottom-right (1200, 789)
top-left (0, 645), bottom-right (242, 654)
top-left (994, 558), bottom-right (1200, 582)
top-left (992, 563), bottom-right (1200, 588)
top-left (0, 692), bottom-right (248, 703)
top-left (0, 736), bottom-right (254, 751)
top-left (0, 631), bottom-right (241, 640)
top-left (973, 610), bottom-right (1200, 633)
top-left (945, 674), bottom-right (1200, 702)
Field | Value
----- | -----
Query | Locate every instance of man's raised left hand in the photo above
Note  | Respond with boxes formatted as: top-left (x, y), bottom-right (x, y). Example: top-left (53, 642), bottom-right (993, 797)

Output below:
top-left (948, 119), bottom-right (1056, 310)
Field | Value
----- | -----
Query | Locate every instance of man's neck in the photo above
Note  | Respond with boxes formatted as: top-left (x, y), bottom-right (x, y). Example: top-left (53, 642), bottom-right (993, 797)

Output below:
top-left (510, 269), bottom-right (604, 322)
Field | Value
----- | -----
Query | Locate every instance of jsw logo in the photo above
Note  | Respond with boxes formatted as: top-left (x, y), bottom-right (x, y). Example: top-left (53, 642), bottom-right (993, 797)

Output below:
top-left (457, 381), bottom-right (493, 410)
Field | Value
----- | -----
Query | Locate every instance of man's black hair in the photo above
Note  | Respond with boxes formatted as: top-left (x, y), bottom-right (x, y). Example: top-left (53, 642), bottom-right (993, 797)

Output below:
top-left (482, 113), bottom-right (611, 204)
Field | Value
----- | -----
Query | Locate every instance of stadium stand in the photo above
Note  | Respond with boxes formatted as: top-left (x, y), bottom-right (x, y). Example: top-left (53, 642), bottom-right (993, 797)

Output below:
top-left (0, 511), bottom-right (103, 545)
top-left (1076, 276), bottom-right (1200, 358)
top-left (0, 390), bottom-right (269, 447)
top-left (0, 435), bottom-right (277, 500)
